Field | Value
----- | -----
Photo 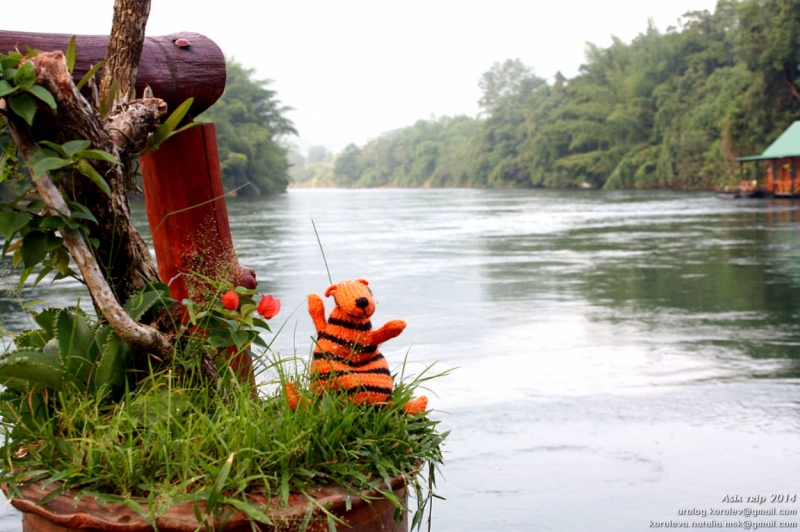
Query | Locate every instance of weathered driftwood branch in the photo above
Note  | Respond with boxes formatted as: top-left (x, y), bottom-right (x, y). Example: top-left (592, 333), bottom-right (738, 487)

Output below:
top-left (99, 0), bottom-right (151, 105)
top-left (27, 51), bottom-right (163, 305)
top-left (2, 115), bottom-right (174, 360)
top-left (104, 98), bottom-right (167, 154)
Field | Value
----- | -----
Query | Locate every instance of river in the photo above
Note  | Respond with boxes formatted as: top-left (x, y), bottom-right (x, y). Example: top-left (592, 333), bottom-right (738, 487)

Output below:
top-left (1, 188), bottom-right (799, 531)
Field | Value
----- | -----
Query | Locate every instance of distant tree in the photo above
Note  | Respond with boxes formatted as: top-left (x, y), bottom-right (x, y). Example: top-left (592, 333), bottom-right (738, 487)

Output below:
top-left (307, 145), bottom-right (328, 164)
top-left (478, 58), bottom-right (537, 112)
top-left (199, 58), bottom-right (297, 195)
top-left (333, 144), bottom-right (363, 185)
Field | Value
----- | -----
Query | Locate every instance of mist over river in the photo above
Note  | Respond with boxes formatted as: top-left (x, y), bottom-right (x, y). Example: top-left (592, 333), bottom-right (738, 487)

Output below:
top-left (1, 189), bottom-right (799, 530)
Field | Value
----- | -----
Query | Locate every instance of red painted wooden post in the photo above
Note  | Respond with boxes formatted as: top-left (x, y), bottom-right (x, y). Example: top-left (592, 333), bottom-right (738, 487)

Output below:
top-left (139, 124), bottom-right (257, 383)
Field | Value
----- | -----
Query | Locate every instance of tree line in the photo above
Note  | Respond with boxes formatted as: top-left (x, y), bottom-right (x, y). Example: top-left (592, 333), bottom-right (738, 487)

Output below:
top-left (197, 59), bottom-right (295, 195)
top-left (293, 0), bottom-right (800, 190)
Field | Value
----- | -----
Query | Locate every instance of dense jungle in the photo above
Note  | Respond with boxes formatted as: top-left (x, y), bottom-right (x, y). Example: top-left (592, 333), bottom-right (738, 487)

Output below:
top-left (293, 0), bottom-right (800, 190)
top-left (4, 0), bottom-right (799, 197)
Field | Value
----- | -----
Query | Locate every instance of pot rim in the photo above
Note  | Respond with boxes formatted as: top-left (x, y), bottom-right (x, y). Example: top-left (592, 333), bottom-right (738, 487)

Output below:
top-left (1, 474), bottom-right (408, 531)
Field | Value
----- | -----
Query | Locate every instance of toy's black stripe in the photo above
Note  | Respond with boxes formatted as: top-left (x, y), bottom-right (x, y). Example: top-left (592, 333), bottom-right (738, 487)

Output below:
top-left (343, 384), bottom-right (393, 395)
top-left (327, 317), bottom-right (372, 331)
top-left (315, 367), bottom-right (392, 379)
top-left (317, 332), bottom-right (377, 354)
top-left (313, 352), bottom-right (385, 368)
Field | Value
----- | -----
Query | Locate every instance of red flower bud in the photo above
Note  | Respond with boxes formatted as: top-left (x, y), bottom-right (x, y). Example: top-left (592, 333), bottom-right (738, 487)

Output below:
top-left (221, 290), bottom-right (239, 310)
top-left (257, 294), bottom-right (280, 319)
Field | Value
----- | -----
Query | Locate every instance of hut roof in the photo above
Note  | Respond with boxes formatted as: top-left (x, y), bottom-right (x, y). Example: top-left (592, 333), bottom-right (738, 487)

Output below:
top-left (732, 120), bottom-right (800, 161)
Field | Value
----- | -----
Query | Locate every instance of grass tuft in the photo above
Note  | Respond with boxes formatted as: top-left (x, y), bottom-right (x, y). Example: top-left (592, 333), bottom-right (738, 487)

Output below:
top-left (0, 348), bottom-right (449, 530)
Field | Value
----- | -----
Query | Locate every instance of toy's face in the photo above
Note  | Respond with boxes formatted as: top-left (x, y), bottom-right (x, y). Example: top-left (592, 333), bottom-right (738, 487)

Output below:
top-left (326, 279), bottom-right (375, 319)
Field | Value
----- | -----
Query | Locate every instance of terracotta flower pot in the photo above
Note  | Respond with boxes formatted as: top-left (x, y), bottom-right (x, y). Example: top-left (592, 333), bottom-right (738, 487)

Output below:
top-left (3, 476), bottom-right (408, 532)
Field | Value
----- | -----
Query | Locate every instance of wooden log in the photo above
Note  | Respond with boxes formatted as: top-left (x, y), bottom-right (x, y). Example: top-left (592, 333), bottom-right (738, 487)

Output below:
top-left (0, 30), bottom-right (225, 117)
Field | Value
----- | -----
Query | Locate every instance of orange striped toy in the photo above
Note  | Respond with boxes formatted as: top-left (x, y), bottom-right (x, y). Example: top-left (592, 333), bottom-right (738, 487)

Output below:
top-left (300, 278), bottom-right (427, 415)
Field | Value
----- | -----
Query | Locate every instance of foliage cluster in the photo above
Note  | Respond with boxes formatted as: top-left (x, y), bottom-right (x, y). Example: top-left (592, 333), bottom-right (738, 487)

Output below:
top-left (0, 279), bottom-right (445, 530)
top-left (324, 0), bottom-right (800, 190)
top-left (198, 59), bottom-right (297, 196)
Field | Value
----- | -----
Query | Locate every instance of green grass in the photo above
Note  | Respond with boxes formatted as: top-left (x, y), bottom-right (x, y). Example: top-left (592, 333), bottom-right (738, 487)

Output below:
top-left (0, 351), bottom-right (449, 530)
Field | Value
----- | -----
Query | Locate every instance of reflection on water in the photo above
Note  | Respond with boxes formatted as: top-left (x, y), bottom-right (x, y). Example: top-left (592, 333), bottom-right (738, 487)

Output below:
top-left (1, 189), bottom-right (799, 531)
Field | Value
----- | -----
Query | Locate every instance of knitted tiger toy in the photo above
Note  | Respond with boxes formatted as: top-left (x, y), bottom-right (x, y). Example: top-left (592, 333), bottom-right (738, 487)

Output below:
top-left (290, 278), bottom-right (427, 415)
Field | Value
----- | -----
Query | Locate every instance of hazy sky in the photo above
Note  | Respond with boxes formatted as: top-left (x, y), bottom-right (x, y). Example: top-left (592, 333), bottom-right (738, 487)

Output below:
top-left (11, 0), bottom-right (719, 154)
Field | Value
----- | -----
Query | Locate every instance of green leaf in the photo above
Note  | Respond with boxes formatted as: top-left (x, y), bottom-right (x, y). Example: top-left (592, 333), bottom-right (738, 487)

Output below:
top-left (12, 61), bottom-right (36, 90)
top-left (207, 453), bottom-right (234, 512)
top-left (61, 140), bottom-right (91, 157)
top-left (0, 80), bottom-right (16, 97)
top-left (76, 61), bottom-right (104, 91)
top-left (30, 157), bottom-right (70, 178)
top-left (18, 266), bottom-right (34, 289)
top-left (149, 97), bottom-right (195, 150)
top-left (38, 141), bottom-right (67, 156)
top-left (66, 201), bottom-right (98, 224)
top-left (251, 335), bottom-right (266, 348)
top-left (39, 216), bottom-right (65, 230)
top-left (8, 93), bottom-right (37, 126)
top-left (77, 149), bottom-right (120, 165)
top-left (0, 53), bottom-right (22, 70)
top-left (67, 211), bottom-right (98, 226)
top-left (44, 231), bottom-right (63, 251)
top-left (123, 289), bottom-right (165, 321)
top-left (65, 37), bottom-right (76, 74)
top-left (73, 160), bottom-right (111, 195)
top-left (27, 85), bottom-right (56, 111)
top-left (0, 211), bottom-right (32, 240)
top-left (13, 329), bottom-right (50, 350)
top-left (230, 330), bottom-right (250, 350)
top-left (251, 318), bottom-right (271, 332)
top-left (0, 350), bottom-right (65, 391)
top-left (99, 78), bottom-right (119, 118)
top-left (52, 247), bottom-right (71, 275)
top-left (33, 308), bottom-right (60, 337)
top-left (39, 470), bottom-right (75, 491)
top-left (206, 335), bottom-right (231, 349)
top-left (222, 498), bottom-right (272, 526)
top-left (56, 309), bottom-right (95, 384)
top-left (22, 148), bottom-right (59, 169)
top-left (33, 265), bottom-right (54, 287)
top-left (21, 231), bottom-right (47, 268)
top-left (90, 327), bottom-right (129, 393)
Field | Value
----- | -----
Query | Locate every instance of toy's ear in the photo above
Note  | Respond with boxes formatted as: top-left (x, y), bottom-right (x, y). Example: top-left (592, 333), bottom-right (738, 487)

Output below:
top-left (324, 284), bottom-right (337, 297)
top-left (356, 278), bottom-right (369, 286)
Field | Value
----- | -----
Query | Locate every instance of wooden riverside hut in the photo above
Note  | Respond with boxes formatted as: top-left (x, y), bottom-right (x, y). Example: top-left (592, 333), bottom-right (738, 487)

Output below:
top-left (732, 120), bottom-right (800, 197)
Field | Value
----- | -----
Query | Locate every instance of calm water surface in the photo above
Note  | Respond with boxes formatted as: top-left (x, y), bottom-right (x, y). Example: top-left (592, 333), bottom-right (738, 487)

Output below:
top-left (1, 189), bottom-right (799, 531)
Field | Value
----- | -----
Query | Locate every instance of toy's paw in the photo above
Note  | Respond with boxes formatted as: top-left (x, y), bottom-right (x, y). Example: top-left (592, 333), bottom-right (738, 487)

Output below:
top-left (308, 293), bottom-right (325, 313)
top-left (403, 396), bottom-right (428, 416)
top-left (285, 381), bottom-right (305, 411)
top-left (386, 319), bottom-right (407, 330)
top-left (370, 319), bottom-right (407, 344)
